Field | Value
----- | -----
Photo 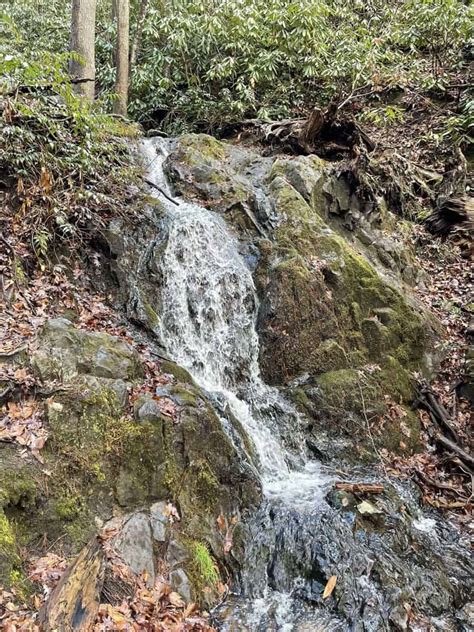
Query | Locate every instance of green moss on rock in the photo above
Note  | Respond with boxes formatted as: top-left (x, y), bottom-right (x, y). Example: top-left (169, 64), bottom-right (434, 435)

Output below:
top-left (0, 509), bottom-right (21, 587)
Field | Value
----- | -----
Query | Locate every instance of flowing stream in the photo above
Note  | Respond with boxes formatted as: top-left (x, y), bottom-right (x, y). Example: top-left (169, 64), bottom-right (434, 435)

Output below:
top-left (140, 138), bottom-right (472, 631)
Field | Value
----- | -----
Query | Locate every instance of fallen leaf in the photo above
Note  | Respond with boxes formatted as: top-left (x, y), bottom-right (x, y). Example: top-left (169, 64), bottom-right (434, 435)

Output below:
top-left (216, 514), bottom-right (226, 533)
top-left (357, 500), bottom-right (382, 515)
top-left (169, 591), bottom-right (185, 608)
top-left (323, 575), bottom-right (337, 599)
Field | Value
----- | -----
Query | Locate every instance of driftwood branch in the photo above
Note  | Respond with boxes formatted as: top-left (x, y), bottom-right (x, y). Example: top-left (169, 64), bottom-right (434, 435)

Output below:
top-left (39, 538), bottom-right (105, 631)
top-left (416, 382), bottom-right (460, 442)
top-left (435, 433), bottom-right (474, 470)
top-left (231, 105), bottom-right (374, 158)
top-left (415, 381), bottom-right (473, 472)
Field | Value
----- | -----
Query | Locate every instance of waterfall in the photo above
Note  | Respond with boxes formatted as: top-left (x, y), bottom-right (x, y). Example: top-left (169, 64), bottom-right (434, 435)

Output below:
top-left (138, 139), bottom-right (470, 632)
top-left (142, 137), bottom-right (329, 491)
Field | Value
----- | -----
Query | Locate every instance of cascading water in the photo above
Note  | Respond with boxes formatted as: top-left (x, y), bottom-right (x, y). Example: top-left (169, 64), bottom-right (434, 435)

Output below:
top-left (140, 138), bottom-right (472, 631)
top-left (142, 137), bottom-right (328, 489)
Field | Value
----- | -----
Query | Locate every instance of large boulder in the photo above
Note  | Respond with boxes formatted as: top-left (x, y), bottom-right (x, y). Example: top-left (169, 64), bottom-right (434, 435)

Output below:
top-left (164, 134), bottom-right (442, 459)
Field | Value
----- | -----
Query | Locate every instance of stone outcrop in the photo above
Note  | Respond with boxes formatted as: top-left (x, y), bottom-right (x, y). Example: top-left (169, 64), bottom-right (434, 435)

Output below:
top-left (162, 133), bottom-right (442, 459)
top-left (0, 319), bottom-right (260, 599)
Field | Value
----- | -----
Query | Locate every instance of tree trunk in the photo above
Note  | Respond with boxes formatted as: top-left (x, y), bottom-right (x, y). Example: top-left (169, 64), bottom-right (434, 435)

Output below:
top-left (130, 0), bottom-right (149, 68)
top-left (114, 0), bottom-right (130, 117)
top-left (69, 0), bottom-right (97, 101)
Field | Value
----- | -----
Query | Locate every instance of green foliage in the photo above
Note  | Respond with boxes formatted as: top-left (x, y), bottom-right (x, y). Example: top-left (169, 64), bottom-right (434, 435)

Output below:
top-left (105, 0), bottom-right (470, 131)
top-left (190, 541), bottom-right (219, 589)
top-left (360, 105), bottom-right (405, 128)
top-left (1, 2), bottom-right (140, 263)
top-left (2, 0), bottom-right (472, 134)
top-left (441, 96), bottom-right (474, 148)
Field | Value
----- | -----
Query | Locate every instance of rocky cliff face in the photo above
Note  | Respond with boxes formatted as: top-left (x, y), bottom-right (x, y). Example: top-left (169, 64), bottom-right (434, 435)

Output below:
top-left (0, 318), bottom-right (260, 608)
top-left (0, 133), bottom-right (470, 631)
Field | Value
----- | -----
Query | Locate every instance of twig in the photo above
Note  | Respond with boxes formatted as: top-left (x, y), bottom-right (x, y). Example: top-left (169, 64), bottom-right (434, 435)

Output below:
top-left (417, 382), bottom-right (459, 442)
top-left (357, 379), bottom-right (390, 480)
top-left (435, 433), bottom-right (474, 470)
top-left (241, 203), bottom-right (269, 239)
top-left (142, 177), bottom-right (179, 206)
top-left (334, 482), bottom-right (384, 494)
top-left (414, 468), bottom-right (466, 497)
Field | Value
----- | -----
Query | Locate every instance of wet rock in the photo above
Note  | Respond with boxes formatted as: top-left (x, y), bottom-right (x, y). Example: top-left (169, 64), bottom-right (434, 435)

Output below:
top-left (113, 513), bottom-right (155, 585)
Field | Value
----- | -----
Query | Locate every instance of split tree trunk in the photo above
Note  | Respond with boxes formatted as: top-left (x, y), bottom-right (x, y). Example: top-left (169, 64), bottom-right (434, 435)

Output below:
top-left (114, 0), bottom-right (130, 117)
top-left (69, 0), bottom-right (97, 101)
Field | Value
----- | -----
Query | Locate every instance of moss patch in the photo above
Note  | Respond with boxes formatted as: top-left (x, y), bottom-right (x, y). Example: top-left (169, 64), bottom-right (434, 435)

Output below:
top-left (187, 540), bottom-right (220, 592)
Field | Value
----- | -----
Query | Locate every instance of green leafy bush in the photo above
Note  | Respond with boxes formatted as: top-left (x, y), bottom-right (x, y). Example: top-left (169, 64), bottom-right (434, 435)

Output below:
top-left (114, 0), bottom-right (472, 131)
top-left (1, 7), bottom-right (140, 263)
top-left (2, 0), bottom-right (472, 133)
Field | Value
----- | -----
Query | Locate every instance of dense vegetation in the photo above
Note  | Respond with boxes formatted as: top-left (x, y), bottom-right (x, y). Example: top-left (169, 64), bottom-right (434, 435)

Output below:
top-left (3, 0), bottom-right (472, 134)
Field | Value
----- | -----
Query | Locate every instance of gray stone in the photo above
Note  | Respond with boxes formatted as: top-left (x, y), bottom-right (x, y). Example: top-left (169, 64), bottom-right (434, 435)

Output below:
top-left (166, 539), bottom-right (189, 568)
top-left (150, 501), bottom-right (168, 542)
top-left (114, 513), bottom-right (155, 586)
top-left (137, 398), bottom-right (164, 423)
top-left (169, 568), bottom-right (192, 603)
top-left (33, 319), bottom-right (143, 383)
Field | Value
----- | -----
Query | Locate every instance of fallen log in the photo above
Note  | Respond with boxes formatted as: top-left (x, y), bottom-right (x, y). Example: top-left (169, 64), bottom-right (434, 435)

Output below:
top-left (231, 105), bottom-right (374, 158)
top-left (334, 482), bottom-right (384, 494)
top-left (435, 433), bottom-right (474, 470)
top-left (425, 196), bottom-right (474, 237)
top-left (39, 537), bottom-right (105, 631)
top-left (416, 382), bottom-right (460, 443)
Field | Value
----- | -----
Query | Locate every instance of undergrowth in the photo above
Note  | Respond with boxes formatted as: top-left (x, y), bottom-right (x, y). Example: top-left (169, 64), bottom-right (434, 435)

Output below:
top-left (0, 47), bottom-right (141, 268)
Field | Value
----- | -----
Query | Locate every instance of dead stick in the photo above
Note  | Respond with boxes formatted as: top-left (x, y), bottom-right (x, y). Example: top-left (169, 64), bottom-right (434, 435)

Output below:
top-left (143, 178), bottom-right (179, 206)
top-left (435, 433), bottom-right (474, 469)
top-left (414, 468), bottom-right (464, 495)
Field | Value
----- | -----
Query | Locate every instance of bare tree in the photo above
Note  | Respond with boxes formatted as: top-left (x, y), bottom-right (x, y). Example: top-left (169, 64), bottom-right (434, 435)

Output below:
top-left (114, 0), bottom-right (130, 117)
top-left (69, 0), bottom-right (97, 101)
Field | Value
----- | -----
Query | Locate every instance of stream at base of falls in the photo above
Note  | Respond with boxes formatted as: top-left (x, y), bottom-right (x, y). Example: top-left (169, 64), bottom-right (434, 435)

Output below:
top-left (140, 137), bottom-right (472, 632)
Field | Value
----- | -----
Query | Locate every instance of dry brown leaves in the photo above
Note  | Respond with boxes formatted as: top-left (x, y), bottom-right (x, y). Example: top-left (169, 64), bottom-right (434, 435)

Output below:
top-left (1, 539), bottom-right (215, 632)
top-left (0, 553), bottom-right (69, 631)
top-left (94, 579), bottom-right (215, 632)
top-left (387, 233), bottom-right (472, 522)
top-left (0, 399), bottom-right (48, 461)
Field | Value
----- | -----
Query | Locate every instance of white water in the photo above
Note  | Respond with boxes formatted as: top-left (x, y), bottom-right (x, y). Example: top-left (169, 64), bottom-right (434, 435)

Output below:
top-left (141, 137), bottom-right (331, 494)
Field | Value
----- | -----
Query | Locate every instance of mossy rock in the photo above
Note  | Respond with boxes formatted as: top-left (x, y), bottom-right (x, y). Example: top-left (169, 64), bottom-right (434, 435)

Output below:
top-left (258, 172), bottom-right (438, 395)
top-left (0, 509), bottom-right (21, 588)
top-left (166, 134), bottom-right (253, 212)
top-left (0, 318), bottom-right (261, 592)
top-left (32, 318), bottom-right (144, 382)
